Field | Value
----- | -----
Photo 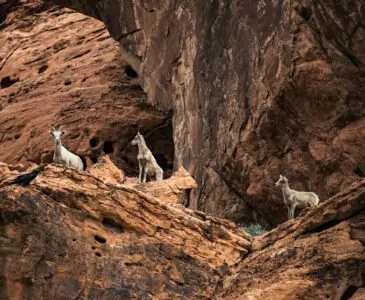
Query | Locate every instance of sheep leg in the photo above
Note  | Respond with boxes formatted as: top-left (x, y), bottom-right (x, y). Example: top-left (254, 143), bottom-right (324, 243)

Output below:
top-left (138, 160), bottom-right (143, 183)
top-left (286, 205), bottom-right (291, 220)
top-left (143, 165), bottom-right (148, 183)
top-left (156, 171), bottom-right (163, 181)
top-left (289, 204), bottom-right (296, 219)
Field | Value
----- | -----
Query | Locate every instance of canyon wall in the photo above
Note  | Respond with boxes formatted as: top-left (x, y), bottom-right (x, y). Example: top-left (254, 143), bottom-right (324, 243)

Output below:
top-left (44, 0), bottom-right (365, 225)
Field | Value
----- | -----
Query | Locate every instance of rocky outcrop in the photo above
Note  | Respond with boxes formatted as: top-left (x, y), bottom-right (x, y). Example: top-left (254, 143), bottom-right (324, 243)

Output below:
top-left (0, 163), bottom-right (250, 299)
top-left (0, 162), bottom-right (364, 299)
top-left (48, 0), bottom-right (365, 226)
top-left (0, 0), bottom-right (174, 179)
top-left (218, 179), bottom-right (365, 299)
top-left (88, 155), bottom-right (125, 185)
top-left (124, 166), bottom-right (198, 205)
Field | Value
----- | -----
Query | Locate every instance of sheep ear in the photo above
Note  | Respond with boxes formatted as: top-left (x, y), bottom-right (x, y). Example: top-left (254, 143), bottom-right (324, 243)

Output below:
top-left (49, 130), bottom-right (53, 136)
top-left (61, 130), bottom-right (66, 135)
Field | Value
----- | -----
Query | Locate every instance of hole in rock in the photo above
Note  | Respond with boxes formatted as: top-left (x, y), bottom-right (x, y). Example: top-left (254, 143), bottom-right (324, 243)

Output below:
top-left (101, 217), bottom-right (124, 233)
top-left (95, 252), bottom-right (102, 257)
top-left (64, 79), bottom-right (72, 86)
top-left (89, 136), bottom-right (100, 148)
top-left (90, 155), bottom-right (98, 164)
top-left (38, 65), bottom-right (48, 74)
top-left (91, 246), bottom-right (96, 250)
top-left (354, 165), bottom-right (365, 177)
top-left (72, 238), bottom-right (76, 242)
top-left (1, 76), bottom-right (19, 88)
top-left (299, 6), bottom-right (312, 21)
top-left (124, 65), bottom-right (138, 78)
top-left (340, 286), bottom-right (358, 300)
top-left (79, 156), bottom-right (87, 170)
top-left (309, 220), bottom-right (342, 233)
top-left (103, 141), bottom-right (114, 154)
top-left (94, 234), bottom-right (107, 244)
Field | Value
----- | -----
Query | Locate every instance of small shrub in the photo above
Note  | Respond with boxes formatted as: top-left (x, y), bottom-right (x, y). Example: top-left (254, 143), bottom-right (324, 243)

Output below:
top-left (240, 224), bottom-right (267, 236)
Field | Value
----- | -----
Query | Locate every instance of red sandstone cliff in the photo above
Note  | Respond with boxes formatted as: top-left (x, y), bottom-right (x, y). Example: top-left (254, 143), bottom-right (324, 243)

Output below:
top-left (44, 0), bottom-right (365, 227)
top-left (0, 1), bottom-right (365, 299)
top-left (0, 159), bottom-right (364, 299)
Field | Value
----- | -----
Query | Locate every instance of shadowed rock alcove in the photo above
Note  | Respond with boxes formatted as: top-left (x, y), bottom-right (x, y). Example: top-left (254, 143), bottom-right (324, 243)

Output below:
top-left (120, 119), bottom-right (174, 180)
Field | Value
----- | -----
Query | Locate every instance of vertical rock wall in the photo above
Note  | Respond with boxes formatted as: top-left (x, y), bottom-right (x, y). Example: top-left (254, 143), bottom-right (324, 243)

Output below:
top-left (35, 0), bottom-right (365, 224)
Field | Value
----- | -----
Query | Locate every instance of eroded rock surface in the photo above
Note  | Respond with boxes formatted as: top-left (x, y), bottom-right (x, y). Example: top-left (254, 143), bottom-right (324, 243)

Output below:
top-left (0, 0), bottom-right (174, 179)
top-left (0, 163), bottom-right (364, 299)
top-left (124, 167), bottom-right (198, 205)
top-left (0, 163), bottom-right (250, 299)
top-left (218, 179), bottom-right (365, 299)
top-left (88, 155), bottom-right (125, 185)
top-left (50, 0), bottom-right (365, 226)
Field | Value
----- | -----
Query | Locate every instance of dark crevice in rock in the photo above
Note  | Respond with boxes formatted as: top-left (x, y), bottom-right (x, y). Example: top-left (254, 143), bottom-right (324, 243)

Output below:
top-left (90, 156), bottom-right (98, 164)
top-left (1, 76), bottom-right (19, 88)
top-left (354, 165), bottom-right (365, 177)
top-left (101, 217), bottom-right (124, 233)
top-left (340, 285), bottom-right (358, 300)
top-left (94, 234), bottom-right (106, 244)
top-left (308, 220), bottom-right (342, 233)
top-left (124, 65), bottom-right (138, 78)
top-left (89, 137), bottom-right (100, 148)
top-left (116, 29), bottom-right (143, 41)
top-left (38, 65), bottom-right (48, 74)
top-left (103, 141), bottom-right (114, 154)
top-left (79, 156), bottom-right (87, 171)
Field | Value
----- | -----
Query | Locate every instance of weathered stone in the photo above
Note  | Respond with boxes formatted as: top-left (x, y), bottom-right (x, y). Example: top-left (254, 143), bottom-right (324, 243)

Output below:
top-left (44, 0), bottom-right (365, 227)
top-left (218, 179), bottom-right (365, 299)
top-left (1, 163), bottom-right (365, 299)
top-left (0, 0), bottom-right (174, 180)
top-left (88, 155), bottom-right (125, 185)
top-left (0, 163), bottom-right (250, 299)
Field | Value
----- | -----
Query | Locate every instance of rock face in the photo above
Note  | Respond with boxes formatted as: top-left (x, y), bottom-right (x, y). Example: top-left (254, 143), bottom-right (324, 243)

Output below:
top-left (218, 179), bottom-right (365, 299)
top-left (0, 163), bottom-right (250, 299)
top-left (0, 162), bottom-right (364, 299)
top-left (88, 155), bottom-right (125, 185)
top-left (0, 0), bottom-right (174, 179)
top-left (49, 0), bottom-right (365, 226)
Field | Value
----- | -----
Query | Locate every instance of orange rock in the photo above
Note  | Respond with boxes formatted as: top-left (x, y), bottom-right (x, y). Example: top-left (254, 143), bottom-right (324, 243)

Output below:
top-left (88, 155), bottom-right (125, 185)
top-left (0, 162), bottom-right (250, 299)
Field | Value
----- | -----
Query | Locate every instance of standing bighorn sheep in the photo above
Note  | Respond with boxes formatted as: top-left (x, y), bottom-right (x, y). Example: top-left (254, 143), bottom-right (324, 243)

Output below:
top-left (275, 175), bottom-right (319, 219)
top-left (131, 132), bottom-right (163, 183)
top-left (49, 126), bottom-right (84, 171)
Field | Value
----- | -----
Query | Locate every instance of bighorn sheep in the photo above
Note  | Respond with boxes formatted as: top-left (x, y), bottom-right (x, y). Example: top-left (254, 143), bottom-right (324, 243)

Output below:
top-left (275, 175), bottom-right (319, 219)
top-left (131, 132), bottom-right (163, 183)
top-left (49, 126), bottom-right (84, 171)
